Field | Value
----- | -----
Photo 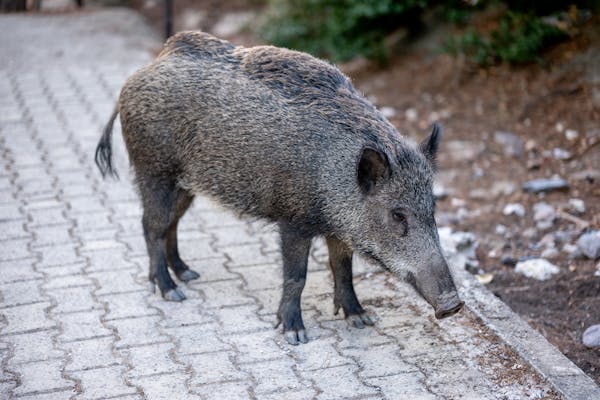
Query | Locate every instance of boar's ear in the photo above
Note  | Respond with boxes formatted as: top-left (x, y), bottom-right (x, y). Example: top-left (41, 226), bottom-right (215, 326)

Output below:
top-left (419, 122), bottom-right (442, 169)
top-left (358, 147), bottom-right (391, 194)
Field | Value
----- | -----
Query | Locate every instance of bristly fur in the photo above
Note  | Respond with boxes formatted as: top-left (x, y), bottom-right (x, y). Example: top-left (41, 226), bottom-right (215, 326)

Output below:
top-left (94, 31), bottom-right (461, 323)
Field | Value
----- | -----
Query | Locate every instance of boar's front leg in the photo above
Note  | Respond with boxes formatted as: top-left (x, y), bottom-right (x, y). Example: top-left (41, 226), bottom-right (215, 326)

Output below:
top-left (165, 192), bottom-right (200, 282)
top-left (277, 222), bottom-right (311, 345)
top-left (326, 236), bottom-right (374, 328)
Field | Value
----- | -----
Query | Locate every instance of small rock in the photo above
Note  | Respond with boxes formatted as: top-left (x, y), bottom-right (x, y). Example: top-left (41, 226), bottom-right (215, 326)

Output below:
top-left (380, 106), bottom-right (396, 118)
top-left (515, 258), bottom-right (560, 280)
top-left (405, 108), bottom-right (418, 122)
top-left (541, 247), bottom-right (559, 259)
top-left (582, 324), bottom-right (600, 348)
top-left (554, 230), bottom-right (576, 244)
top-left (451, 198), bottom-right (466, 208)
top-left (456, 207), bottom-right (471, 219)
top-left (503, 203), bottom-right (526, 217)
top-left (525, 139), bottom-right (537, 152)
top-left (576, 230), bottom-right (600, 259)
top-left (568, 198), bottom-right (585, 214)
top-left (501, 256), bottom-right (517, 266)
top-left (533, 202), bottom-right (555, 230)
top-left (494, 131), bottom-right (524, 158)
top-left (495, 224), bottom-right (507, 235)
top-left (523, 227), bottom-right (538, 239)
top-left (522, 178), bottom-right (569, 193)
top-left (552, 148), bottom-right (572, 160)
top-left (432, 182), bottom-right (448, 200)
top-left (562, 243), bottom-right (579, 255)
top-left (565, 129), bottom-right (579, 140)
top-left (555, 122), bottom-right (564, 133)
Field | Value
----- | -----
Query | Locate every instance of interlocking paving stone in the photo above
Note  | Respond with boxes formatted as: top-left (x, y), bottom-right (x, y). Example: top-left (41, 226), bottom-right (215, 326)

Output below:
top-left (70, 366), bottom-right (138, 399)
top-left (8, 330), bottom-right (63, 364)
top-left (11, 359), bottom-right (73, 396)
top-left (1, 302), bottom-right (56, 335)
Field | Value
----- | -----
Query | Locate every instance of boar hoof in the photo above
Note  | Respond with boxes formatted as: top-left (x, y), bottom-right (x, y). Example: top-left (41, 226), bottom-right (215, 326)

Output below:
top-left (177, 269), bottom-right (200, 282)
top-left (163, 287), bottom-right (186, 302)
top-left (284, 329), bottom-right (308, 345)
top-left (346, 313), bottom-right (374, 329)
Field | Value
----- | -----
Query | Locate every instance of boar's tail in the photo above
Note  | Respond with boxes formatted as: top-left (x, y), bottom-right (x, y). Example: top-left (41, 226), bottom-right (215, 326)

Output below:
top-left (95, 106), bottom-right (119, 180)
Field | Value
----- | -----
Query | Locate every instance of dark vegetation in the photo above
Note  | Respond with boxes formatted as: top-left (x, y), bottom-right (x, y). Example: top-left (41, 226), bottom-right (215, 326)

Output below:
top-left (260, 0), bottom-right (599, 65)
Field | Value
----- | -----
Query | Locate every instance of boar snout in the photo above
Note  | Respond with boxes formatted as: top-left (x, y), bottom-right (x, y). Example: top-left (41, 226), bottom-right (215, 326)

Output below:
top-left (407, 255), bottom-right (464, 319)
top-left (434, 291), bottom-right (464, 319)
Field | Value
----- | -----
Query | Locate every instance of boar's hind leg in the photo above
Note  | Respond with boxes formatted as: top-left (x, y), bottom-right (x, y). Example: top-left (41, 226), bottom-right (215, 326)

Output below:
top-left (141, 179), bottom-right (188, 302)
top-left (277, 222), bottom-right (311, 345)
top-left (326, 236), bottom-right (374, 329)
top-left (165, 191), bottom-right (200, 282)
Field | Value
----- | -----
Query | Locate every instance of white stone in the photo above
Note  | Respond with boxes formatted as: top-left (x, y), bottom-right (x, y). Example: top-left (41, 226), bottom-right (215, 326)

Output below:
top-left (405, 108), bottom-right (418, 121)
top-left (380, 106), bottom-right (396, 118)
top-left (503, 203), bottom-right (525, 217)
top-left (541, 247), bottom-right (559, 259)
top-left (515, 259), bottom-right (560, 281)
top-left (433, 182), bottom-right (448, 199)
top-left (451, 198), bottom-right (466, 208)
top-left (495, 224), bottom-right (507, 235)
top-left (565, 129), bottom-right (579, 140)
top-left (552, 148), bottom-right (572, 160)
top-left (568, 198), bottom-right (585, 214)
top-left (533, 202), bottom-right (555, 229)
top-left (577, 230), bottom-right (600, 259)
top-left (555, 122), bottom-right (564, 132)
top-left (562, 243), bottom-right (579, 255)
top-left (582, 324), bottom-right (600, 347)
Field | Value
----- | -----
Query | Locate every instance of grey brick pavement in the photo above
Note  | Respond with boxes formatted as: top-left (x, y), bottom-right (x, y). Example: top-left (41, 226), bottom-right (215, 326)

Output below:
top-left (0, 7), bottom-right (597, 400)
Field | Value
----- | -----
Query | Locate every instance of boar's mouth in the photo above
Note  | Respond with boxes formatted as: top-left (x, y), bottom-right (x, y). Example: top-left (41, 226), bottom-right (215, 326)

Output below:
top-left (434, 293), bottom-right (464, 319)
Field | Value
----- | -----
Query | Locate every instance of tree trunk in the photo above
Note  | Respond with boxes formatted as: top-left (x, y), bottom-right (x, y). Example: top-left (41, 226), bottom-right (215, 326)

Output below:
top-left (0, 0), bottom-right (27, 11)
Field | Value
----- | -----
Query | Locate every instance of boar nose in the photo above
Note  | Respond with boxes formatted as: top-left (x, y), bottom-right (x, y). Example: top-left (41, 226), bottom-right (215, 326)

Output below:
top-left (434, 291), bottom-right (464, 319)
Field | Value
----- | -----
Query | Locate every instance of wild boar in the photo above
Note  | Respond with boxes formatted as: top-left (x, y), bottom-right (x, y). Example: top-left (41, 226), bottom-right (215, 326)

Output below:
top-left (95, 31), bottom-right (464, 345)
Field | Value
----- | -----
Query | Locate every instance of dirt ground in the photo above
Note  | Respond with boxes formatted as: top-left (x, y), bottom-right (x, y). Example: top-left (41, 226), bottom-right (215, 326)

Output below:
top-left (128, 1), bottom-right (600, 385)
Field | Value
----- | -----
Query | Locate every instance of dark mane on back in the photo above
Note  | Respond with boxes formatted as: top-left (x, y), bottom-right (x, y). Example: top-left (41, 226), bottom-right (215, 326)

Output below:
top-left (240, 46), bottom-right (351, 104)
top-left (159, 31), bottom-right (236, 61)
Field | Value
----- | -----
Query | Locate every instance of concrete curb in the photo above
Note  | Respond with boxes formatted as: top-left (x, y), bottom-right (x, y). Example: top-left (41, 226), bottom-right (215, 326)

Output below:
top-left (452, 264), bottom-right (600, 400)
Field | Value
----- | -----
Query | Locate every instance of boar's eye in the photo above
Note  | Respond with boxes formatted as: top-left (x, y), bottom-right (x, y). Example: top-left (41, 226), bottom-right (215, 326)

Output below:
top-left (391, 209), bottom-right (408, 235)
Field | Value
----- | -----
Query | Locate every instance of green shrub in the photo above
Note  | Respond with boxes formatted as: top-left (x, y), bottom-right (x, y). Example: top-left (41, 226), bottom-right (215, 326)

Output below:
top-left (260, 1), bottom-right (588, 66)
top-left (260, 0), bottom-right (432, 63)
top-left (444, 11), bottom-right (567, 65)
